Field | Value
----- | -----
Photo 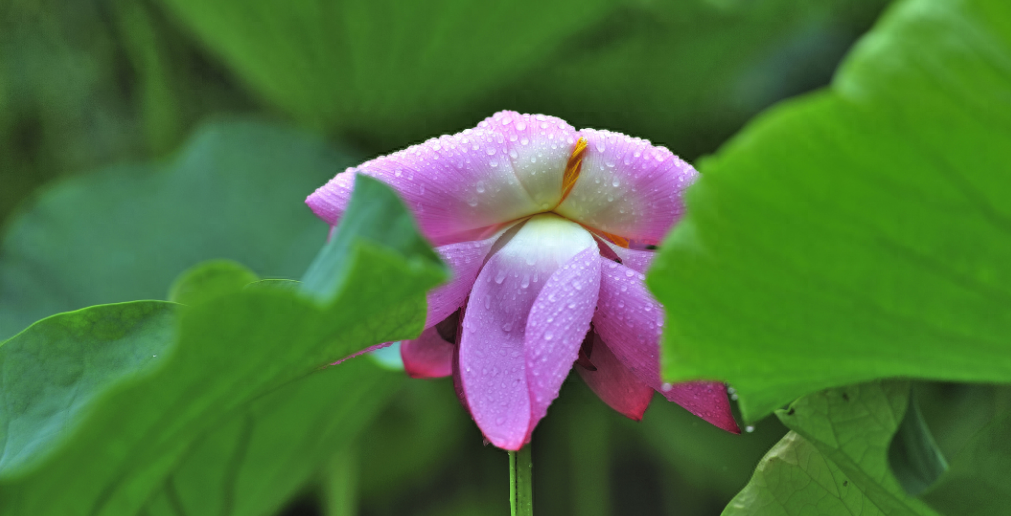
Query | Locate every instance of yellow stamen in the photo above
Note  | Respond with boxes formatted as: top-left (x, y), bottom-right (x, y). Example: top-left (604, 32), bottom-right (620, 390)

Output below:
top-left (599, 231), bottom-right (630, 249)
top-left (560, 137), bottom-right (587, 203)
top-left (553, 138), bottom-right (630, 249)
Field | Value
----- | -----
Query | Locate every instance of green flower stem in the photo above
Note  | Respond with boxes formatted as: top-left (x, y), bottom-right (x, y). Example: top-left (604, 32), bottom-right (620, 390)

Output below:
top-left (509, 445), bottom-right (533, 516)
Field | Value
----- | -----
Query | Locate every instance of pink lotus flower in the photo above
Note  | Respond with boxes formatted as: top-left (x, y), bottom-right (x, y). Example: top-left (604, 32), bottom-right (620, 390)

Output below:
top-left (307, 111), bottom-right (739, 450)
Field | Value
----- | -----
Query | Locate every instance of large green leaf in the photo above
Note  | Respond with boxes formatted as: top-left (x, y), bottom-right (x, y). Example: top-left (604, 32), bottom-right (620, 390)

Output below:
top-left (922, 410), bottom-right (1011, 515)
top-left (167, 259), bottom-right (261, 306)
top-left (648, 0), bottom-right (1011, 420)
top-left (141, 359), bottom-right (401, 516)
top-left (887, 390), bottom-right (948, 497)
top-left (0, 119), bottom-right (358, 341)
top-left (0, 176), bottom-right (448, 515)
top-left (0, 301), bottom-right (178, 475)
top-left (156, 0), bottom-right (612, 138)
top-left (725, 382), bottom-right (938, 516)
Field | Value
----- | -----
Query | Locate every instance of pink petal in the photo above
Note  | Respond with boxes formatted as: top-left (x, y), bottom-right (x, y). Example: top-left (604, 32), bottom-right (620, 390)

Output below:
top-left (524, 246), bottom-right (601, 438)
top-left (451, 306), bottom-right (470, 415)
top-left (482, 111), bottom-right (578, 210)
top-left (458, 214), bottom-right (596, 450)
top-left (600, 240), bottom-right (656, 274)
top-left (556, 129), bottom-right (699, 245)
top-left (593, 258), bottom-right (739, 433)
top-left (401, 326), bottom-right (454, 379)
top-left (425, 231), bottom-right (504, 328)
top-left (659, 381), bottom-right (740, 434)
top-left (306, 133), bottom-right (538, 244)
top-left (306, 111), bottom-right (580, 246)
top-left (576, 332), bottom-right (655, 421)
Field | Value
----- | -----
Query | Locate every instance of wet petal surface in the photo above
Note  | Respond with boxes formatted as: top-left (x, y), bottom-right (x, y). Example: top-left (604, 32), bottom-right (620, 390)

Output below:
top-left (557, 129), bottom-right (698, 245)
top-left (458, 214), bottom-right (595, 449)
top-left (524, 246), bottom-right (601, 437)
top-left (482, 111), bottom-right (578, 210)
top-left (576, 332), bottom-right (655, 421)
top-left (401, 326), bottom-right (455, 379)
top-left (307, 132), bottom-right (539, 243)
top-left (425, 231), bottom-right (505, 328)
top-left (593, 258), bottom-right (738, 433)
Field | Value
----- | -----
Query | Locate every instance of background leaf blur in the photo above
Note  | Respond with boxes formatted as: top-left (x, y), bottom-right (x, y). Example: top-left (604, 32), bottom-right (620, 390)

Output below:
top-left (0, 119), bottom-right (356, 340)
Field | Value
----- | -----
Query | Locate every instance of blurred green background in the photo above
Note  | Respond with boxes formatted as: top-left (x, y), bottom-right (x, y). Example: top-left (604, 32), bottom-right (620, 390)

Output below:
top-left (0, 0), bottom-right (928, 514)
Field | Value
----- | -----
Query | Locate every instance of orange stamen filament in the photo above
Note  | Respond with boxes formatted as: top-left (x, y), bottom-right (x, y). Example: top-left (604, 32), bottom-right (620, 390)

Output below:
top-left (599, 231), bottom-right (630, 249)
top-left (539, 137), bottom-right (630, 250)
top-left (560, 137), bottom-right (587, 203)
